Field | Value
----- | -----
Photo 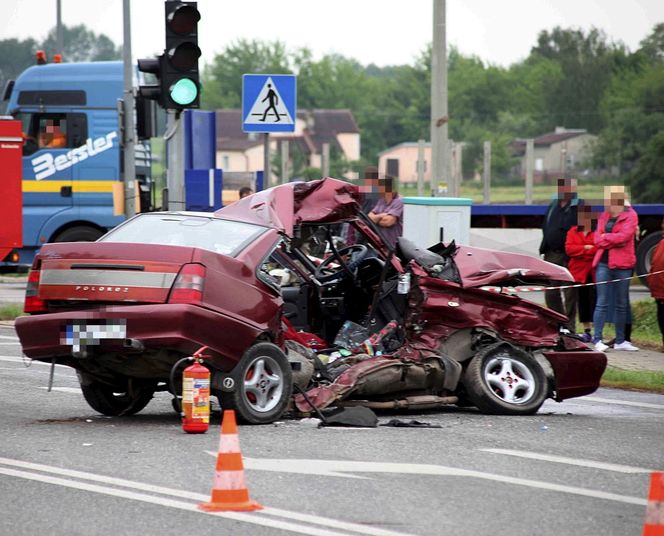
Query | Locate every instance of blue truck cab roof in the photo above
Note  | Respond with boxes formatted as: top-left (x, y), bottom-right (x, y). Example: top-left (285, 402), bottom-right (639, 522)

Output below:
top-left (6, 61), bottom-right (123, 112)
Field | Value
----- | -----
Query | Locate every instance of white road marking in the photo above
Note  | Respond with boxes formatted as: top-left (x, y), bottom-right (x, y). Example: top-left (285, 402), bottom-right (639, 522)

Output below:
top-left (0, 342), bottom-right (20, 345)
top-left (37, 386), bottom-right (81, 394)
top-left (206, 452), bottom-right (369, 480)
top-left (0, 458), bottom-right (414, 536)
top-left (0, 335), bottom-right (19, 340)
top-left (237, 457), bottom-right (646, 506)
top-left (481, 449), bottom-right (659, 474)
top-left (582, 396), bottom-right (664, 410)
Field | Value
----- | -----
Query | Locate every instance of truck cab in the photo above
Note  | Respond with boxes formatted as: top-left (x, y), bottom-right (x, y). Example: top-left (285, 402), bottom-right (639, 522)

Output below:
top-left (3, 61), bottom-right (152, 265)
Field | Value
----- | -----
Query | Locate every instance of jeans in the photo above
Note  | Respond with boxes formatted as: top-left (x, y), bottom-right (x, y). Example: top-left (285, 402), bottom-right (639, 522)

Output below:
top-left (593, 263), bottom-right (633, 344)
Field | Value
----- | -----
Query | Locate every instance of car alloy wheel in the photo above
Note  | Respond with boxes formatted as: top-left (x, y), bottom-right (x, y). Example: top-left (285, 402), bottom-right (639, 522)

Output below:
top-left (463, 342), bottom-right (548, 415)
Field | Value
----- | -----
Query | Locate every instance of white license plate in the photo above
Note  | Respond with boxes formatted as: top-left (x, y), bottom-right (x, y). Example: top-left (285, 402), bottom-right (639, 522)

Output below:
top-left (62, 320), bottom-right (127, 352)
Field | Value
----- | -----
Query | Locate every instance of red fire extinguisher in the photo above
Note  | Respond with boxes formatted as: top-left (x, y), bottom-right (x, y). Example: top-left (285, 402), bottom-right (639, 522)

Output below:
top-left (182, 347), bottom-right (211, 434)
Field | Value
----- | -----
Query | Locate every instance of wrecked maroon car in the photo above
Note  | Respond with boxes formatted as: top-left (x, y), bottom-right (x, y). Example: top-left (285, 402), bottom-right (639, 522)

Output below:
top-left (16, 178), bottom-right (606, 423)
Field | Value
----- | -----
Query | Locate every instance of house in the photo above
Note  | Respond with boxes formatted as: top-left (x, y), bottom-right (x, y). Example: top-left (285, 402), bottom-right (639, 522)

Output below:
top-left (512, 127), bottom-right (597, 183)
top-left (378, 141), bottom-right (463, 184)
top-left (215, 109), bottom-right (360, 181)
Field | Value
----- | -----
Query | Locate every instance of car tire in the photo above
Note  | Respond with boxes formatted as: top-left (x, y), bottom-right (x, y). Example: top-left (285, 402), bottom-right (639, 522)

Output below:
top-left (463, 343), bottom-right (548, 415)
top-left (79, 376), bottom-right (156, 416)
top-left (220, 342), bottom-right (292, 424)
top-left (636, 231), bottom-right (663, 287)
top-left (53, 226), bottom-right (104, 243)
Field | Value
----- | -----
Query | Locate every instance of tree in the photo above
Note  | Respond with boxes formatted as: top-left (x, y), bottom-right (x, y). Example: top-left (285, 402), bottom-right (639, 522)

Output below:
top-left (530, 27), bottom-right (629, 133)
top-left (0, 37), bottom-right (38, 91)
top-left (41, 24), bottom-right (120, 62)
top-left (630, 130), bottom-right (664, 202)
top-left (202, 39), bottom-right (291, 110)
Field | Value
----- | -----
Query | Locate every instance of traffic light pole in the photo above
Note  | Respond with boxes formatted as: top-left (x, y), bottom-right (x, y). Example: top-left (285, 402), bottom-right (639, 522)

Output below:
top-left (122, 0), bottom-right (137, 217)
top-left (166, 111), bottom-right (185, 211)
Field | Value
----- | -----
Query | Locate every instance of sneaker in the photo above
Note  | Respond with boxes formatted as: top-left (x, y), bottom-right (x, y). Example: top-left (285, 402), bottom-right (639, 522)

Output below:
top-left (580, 332), bottom-right (592, 343)
top-left (613, 341), bottom-right (639, 352)
top-left (594, 341), bottom-right (609, 352)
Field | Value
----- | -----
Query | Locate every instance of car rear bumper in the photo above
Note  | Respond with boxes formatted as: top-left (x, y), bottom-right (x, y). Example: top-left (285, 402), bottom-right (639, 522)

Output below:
top-left (15, 304), bottom-right (267, 366)
top-left (543, 350), bottom-right (608, 400)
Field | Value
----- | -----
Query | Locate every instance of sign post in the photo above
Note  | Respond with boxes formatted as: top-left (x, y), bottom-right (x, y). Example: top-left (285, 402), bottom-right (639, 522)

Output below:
top-left (242, 74), bottom-right (297, 189)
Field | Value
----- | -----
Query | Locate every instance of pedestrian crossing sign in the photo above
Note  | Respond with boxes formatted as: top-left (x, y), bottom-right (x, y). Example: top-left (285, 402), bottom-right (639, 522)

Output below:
top-left (242, 74), bottom-right (297, 133)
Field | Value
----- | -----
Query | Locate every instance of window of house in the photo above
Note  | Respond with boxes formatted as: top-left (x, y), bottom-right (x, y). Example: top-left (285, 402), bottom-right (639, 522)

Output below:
top-left (222, 155), bottom-right (230, 169)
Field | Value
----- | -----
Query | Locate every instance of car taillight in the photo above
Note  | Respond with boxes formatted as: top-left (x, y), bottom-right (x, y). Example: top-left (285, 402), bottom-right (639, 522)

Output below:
top-left (24, 265), bottom-right (47, 313)
top-left (168, 263), bottom-right (206, 304)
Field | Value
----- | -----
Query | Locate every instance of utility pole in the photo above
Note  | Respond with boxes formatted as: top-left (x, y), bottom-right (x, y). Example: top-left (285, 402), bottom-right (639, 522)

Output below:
top-left (525, 139), bottom-right (534, 205)
top-left (122, 0), bottom-right (136, 217)
top-left (56, 0), bottom-right (64, 54)
top-left (263, 134), bottom-right (270, 188)
top-left (431, 0), bottom-right (451, 196)
top-left (321, 143), bottom-right (330, 177)
top-left (483, 141), bottom-right (491, 204)
top-left (280, 140), bottom-right (289, 184)
top-left (417, 138), bottom-right (425, 196)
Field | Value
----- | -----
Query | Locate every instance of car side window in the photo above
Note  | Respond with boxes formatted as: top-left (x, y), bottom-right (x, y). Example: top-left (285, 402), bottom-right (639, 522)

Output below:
top-left (259, 244), bottom-right (304, 291)
top-left (14, 112), bottom-right (87, 156)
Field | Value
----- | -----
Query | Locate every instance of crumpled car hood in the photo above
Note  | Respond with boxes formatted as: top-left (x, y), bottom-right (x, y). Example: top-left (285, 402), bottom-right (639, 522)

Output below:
top-left (214, 178), bottom-right (360, 236)
top-left (452, 245), bottom-right (574, 287)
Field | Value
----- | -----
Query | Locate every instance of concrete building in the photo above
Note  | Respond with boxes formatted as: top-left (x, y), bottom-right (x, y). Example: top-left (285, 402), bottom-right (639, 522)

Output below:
top-left (512, 127), bottom-right (596, 183)
top-left (378, 141), bottom-right (463, 185)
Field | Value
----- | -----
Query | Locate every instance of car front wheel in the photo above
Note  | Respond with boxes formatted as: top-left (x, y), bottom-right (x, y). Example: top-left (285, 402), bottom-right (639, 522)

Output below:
top-left (463, 343), bottom-right (548, 415)
top-left (220, 343), bottom-right (292, 424)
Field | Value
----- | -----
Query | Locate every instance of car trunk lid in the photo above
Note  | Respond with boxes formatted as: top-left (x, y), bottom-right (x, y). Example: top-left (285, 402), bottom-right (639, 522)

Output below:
top-left (34, 242), bottom-right (196, 306)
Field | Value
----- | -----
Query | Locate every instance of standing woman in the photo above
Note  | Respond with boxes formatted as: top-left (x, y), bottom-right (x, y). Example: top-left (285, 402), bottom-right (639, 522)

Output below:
top-left (647, 230), bottom-right (664, 349)
top-left (565, 202), bottom-right (597, 342)
top-left (592, 186), bottom-right (639, 352)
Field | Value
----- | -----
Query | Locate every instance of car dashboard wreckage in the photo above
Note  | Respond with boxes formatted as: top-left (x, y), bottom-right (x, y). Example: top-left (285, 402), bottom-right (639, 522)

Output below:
top-left (16, 178), bottom-right (607, 423)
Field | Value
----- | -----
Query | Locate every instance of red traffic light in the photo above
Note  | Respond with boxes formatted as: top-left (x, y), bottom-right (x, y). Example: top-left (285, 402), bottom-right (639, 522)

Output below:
top-left (167, 42), bottom-right (201, 71)
top-left (167, 3), bottom-right (200, 35)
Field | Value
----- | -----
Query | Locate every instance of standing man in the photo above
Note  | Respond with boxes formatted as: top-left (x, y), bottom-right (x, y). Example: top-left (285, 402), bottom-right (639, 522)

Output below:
top-left (368, 175), bottom-right (403, 248)
top-left (540, 178), bottom-right (581, 331)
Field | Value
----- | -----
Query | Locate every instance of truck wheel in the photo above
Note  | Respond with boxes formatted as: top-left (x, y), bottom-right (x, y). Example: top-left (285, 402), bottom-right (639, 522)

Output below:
top-left (78, 375), bottom-right (156, 416)
top-left (53, 226), bottom-right (104, 243)
top-left (220, 343), bottom-right (292, 424)
top-left (463, 343), bottom-right (548, 415)
top-left (636, 231), bottom-right (663, 287)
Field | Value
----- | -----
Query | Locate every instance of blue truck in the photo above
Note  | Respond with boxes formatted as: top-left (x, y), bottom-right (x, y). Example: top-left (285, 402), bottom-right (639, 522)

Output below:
top-left (2, 60), bottom-right (153, 266)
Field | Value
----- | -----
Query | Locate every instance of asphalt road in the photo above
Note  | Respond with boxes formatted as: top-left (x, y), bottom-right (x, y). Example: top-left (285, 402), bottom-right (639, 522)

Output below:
top-left (1, 325), bottom-right (662, 536)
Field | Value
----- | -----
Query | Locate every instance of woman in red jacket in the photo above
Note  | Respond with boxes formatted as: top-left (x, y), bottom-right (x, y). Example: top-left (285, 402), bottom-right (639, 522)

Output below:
top-left (565, 202), bottom-right (597, 342)
top-left (648, 231), bottom-right (664, 348)
top-left (592, 186), bottom-right (639, 352)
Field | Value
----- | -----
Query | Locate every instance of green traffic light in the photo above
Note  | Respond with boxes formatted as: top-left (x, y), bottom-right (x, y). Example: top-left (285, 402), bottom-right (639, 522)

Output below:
top-left (169, 78), bottom-right (198, 106)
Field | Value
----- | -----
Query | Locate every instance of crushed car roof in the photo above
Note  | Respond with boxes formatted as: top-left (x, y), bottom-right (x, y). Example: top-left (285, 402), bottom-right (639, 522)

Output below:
top-left (214, 178), bottom-right (360, 236)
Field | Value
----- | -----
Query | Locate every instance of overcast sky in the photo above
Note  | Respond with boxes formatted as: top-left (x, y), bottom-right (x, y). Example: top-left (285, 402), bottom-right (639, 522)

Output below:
top-left (1, 0), bottom-right (663, 68)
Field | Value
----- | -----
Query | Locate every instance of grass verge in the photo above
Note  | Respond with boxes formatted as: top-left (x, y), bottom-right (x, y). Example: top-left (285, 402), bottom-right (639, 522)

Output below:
top-left (0, 303), bottom-right (24, 321)
top-left (601, 367), bottom-right (664, 394)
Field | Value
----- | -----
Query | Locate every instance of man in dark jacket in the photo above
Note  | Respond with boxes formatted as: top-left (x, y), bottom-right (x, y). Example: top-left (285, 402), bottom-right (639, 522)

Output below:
top-left (540, 178), bottom-right (581, 331)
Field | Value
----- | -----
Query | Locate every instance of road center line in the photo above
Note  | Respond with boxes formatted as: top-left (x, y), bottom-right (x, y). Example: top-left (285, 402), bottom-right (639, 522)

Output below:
top-left (582, 396), bottom-right (664, 410)
top-left (481, 448), bottom-right (657, 474)
top-left (0, 458), bottom-right (413, 536)
top-left (239, 457), bottom-right (646, 506)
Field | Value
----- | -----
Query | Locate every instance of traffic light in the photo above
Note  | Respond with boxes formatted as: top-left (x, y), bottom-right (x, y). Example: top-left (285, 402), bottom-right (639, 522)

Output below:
top-left (163, 1), bottom-right (201, 109)
top-left (137, 56), bottom-right (165, 108)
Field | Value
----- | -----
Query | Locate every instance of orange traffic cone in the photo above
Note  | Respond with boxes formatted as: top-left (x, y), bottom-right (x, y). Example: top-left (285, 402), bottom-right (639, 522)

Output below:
top-left (198, 410), bottom-right (263, 512)
top-left (644, 472), bottom-right (664, 536)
